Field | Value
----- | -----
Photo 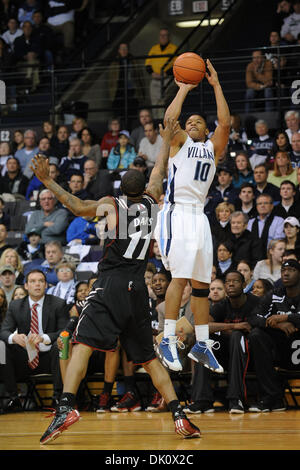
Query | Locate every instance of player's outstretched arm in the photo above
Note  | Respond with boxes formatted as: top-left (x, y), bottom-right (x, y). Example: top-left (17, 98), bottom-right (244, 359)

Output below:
top-left (164, 80), bottom-right (198, 124)
top-left (147, 118), bottom-right (180, 201)
top-left (30, 154), bottom-right (102, 217)
top-left (206, 59), bottom-right (230, 163)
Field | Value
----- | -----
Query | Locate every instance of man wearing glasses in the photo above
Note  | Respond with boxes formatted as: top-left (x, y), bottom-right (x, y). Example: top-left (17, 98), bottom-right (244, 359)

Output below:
top-left (25, 189), bottom-right (69, 244)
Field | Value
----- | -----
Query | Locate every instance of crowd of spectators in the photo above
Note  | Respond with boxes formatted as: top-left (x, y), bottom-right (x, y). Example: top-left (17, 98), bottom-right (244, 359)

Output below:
top-left (0, 0), bottom-right (300, 416)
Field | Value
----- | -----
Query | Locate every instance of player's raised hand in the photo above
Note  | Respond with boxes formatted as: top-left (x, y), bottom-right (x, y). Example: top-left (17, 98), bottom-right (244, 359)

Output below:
top-left (174, 78), bottom-right (198, 91)
top-left (159, 117), bottom-right (180, 143)
top-left (30, 153), bottom-right (50, 182)
top-left (205, 59), bottom-right (220, 87)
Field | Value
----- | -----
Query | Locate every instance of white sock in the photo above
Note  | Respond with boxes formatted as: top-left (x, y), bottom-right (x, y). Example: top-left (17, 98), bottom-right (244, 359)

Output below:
top-left (164, 319), bottom-right (177, 337)
top-left (195, 324), bottom-right (209, 342)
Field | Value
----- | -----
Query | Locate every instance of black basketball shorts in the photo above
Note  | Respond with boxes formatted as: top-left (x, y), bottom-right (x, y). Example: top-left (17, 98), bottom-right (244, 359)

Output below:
top-left (73, 274), bottom-right (156, 365)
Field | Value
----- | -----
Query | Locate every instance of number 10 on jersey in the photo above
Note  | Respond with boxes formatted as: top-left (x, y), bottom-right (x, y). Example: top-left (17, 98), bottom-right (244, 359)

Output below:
top-left (194, 161), bottom-right (211, 182)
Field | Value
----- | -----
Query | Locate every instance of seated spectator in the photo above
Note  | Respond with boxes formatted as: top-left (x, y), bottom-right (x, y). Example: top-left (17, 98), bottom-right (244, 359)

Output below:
top-left (63, 171), bottom-right (91, 220)
top-left (17, 0), bottom-right (40, 25)
top-left (45, 0), bottom-right (75, 54)
top-left (107, 131), bottom-right (136, 171)
top-left (130, 156), bottom-right (150, 183)
top-left (215, 240), bottom-right (234, 280)
top-left (210, 201), bottom-right (235, 246)
top-left (284, 110), bottom-right (300, 143)
top-left (273, 180), bottom-right (300, 219)
top-left (11, 285), bottom-right (28, 300)
top-left (11, 129), bottom-right (24, 154)
top-left (208, 278), bottom-right (226, 305)
top-left (237, 259), bottom-right (255, 293)
top-left (232, 151), bottom-right (254, 189)
top-left (0, 2), bottom-right (18, 35)
top-left (253, 238), bottom-right (286, 282)
top-left (100, 118), bottom-right (121, 167)
top-left (184, 270), bottom-right (260, 414)
top-left (82, 159), bottom-right (113, 201)
top-left (14, 20), bottom-right (43, 91)
top-left (249, 120), bottom-right (274, 170)
top-left (0, 265), bottom-right (18, 304)
top-left (253, 163), bottom-right (280, 202)
top-left (0, 247), bottom-right (24, 284)
top-left (23, 136), bottom-right (54, 180)
top-left (245, 50), bottom-right (273, 113)
top-left (138, 122), bottom-right (163, 170)
top-left (69, 117), bottom-right (87, 141)
top-left (0, 199), bottom-right (10, 229)
top-left (17, 228), bottom-right (44, 262)
top-left (205, 166), bottom-right (238, 219)
top-left (0, 156), bottom-right (28, 197)
top-left (26, 162), bottom-right (60, 201)
top-left (229, 211), bottom-right (263, 267)
top-left (42, 120), bottom-right (55, 144)
top-left (23, 240), bottom-right (64, 286)
top-left (267, 151), bottom-right (298, 187)
top-left (73, 281), bottom-right (88, 303)
top-left (247, 193), bottom-right (285, 258)
top-left (14, 129), bottom-right (38, 172)
top-left (0, 141), bottom-right (13, 176)
top-left (149, 240), bottom-right (163, 271)
top-left (47, 261), bottom-right (76, 304)
top-left (268, 130), bottom-right (292, 170)
top-left (291, 132), bottom-right (300, 168)
top-left (234, 183), bottom-right (257, 219)
top-left (51, 125), bottom-right (70, 161)
top-left (248, 259), bottom-right (300, 412)
top-left (78, 127), bottom-right (101, 167)
top-left (0, 224), bottom-right (10, 257)
top-left (252, 278), bottom-right (274, 297)
top-left (280, 0), bottom-right (300, 43)
top-left (130, 109), bottom-right (153, 152)
top-left (228, 113), bottom-right (249, 154)
top-left (282, 216), bottom-right (300, 255)
top-left (1, 17), bottom-right (23, 52)
top-left (0, 269), bottom-right (69, 412)
top-left (59, 138), bottom-right (87, 182)
top-left (144, 262), bottom-right (157, 299)
top-left (66, 215), bottom-right (97, 246)
top-left (31, 9), bottom-right (56, 66)
top-left (25, 189), bottom-right (69, 244)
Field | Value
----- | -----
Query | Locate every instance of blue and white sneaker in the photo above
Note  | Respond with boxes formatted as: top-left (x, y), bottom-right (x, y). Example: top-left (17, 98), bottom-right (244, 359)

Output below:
top-left (188, 339), bottom-right (224, 373)
top-left (158, 336), bottom-right (184, 372)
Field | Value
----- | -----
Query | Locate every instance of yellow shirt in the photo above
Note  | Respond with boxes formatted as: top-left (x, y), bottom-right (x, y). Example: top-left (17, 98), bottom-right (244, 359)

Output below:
top-left (267, 170), bottom-right (298, 188)
top-left (145, 42), bottom-right (177, 74)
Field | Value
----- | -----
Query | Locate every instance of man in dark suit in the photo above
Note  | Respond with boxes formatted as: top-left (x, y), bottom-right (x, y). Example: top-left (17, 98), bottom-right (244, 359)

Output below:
top-left (0, 269), bottom-right (69, 412)
top-left (82, 159), bottom-right (114, 200)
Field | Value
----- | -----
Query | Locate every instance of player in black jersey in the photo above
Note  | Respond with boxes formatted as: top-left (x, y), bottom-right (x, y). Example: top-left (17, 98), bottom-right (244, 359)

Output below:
top-left (31, 118), bottom-right (200, 443)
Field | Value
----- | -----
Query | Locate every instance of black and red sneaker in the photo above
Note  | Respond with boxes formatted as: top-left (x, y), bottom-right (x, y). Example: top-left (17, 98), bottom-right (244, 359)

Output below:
top-left (40, 406), bottom-right (81, 444)
top-left (145, 392), bottom-right (162, 412)
top-left (96, 392), bottom-right (114, 413)
top-left (110, 392), bottom-right (141, 412)
top-left (173, 409), bottom-right (201, 439)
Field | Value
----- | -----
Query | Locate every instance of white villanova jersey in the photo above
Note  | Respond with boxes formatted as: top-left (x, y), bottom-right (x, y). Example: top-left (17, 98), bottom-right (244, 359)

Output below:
top-left (164, 135), bottom-right (215, 206)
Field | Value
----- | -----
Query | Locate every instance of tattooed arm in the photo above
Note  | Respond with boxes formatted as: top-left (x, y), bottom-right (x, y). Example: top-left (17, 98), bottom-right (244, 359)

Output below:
top-left (30, 154), bottom-right (114, 218)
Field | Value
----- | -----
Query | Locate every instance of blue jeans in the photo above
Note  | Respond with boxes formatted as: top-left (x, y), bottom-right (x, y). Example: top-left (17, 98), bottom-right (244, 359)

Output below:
top-left (245, 87), bottom-right (274, 113)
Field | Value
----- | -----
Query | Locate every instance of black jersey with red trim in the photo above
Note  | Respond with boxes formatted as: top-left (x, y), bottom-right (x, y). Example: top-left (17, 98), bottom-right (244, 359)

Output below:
top-left (97, 193), bottom-right (158, 277)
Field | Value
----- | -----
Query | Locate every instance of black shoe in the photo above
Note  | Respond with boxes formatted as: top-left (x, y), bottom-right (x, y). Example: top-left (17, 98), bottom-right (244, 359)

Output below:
top-left (4, 397), bottom-right (23, 413)
top-left (183, 401), bottom-right (214, 414)
top-left (271, 399), bottom-right (286, 412)
top-left (229, 399), bottom-right (244, 414)
top-left (248, 400), bottom-right (271, 412)
top-left (40, 405), bottom-right (81, 444)
top-left (173, 408), bottom-right (201, 438)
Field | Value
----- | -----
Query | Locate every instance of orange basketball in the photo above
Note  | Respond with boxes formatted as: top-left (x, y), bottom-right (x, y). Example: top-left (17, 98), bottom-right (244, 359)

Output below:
top-left (173, 52), bottom-right (206, 85)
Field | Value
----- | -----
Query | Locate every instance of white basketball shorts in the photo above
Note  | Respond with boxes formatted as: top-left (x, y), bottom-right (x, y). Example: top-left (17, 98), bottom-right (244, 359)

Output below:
top-left (154, 203), bottom-right (213, 283)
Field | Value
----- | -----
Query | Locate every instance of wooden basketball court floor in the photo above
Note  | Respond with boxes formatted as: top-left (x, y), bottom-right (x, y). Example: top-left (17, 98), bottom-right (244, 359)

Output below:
top-left (1, 409), bottom-right (300, 451)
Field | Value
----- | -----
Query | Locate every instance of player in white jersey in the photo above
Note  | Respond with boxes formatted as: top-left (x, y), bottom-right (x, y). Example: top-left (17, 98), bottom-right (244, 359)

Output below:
top-left (156, 59), bottom-right (230, 373)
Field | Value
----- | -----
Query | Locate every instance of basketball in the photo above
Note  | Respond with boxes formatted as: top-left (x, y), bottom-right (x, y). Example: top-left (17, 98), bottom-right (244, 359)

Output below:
top-left (173, 52), bottom-right (206, 85)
